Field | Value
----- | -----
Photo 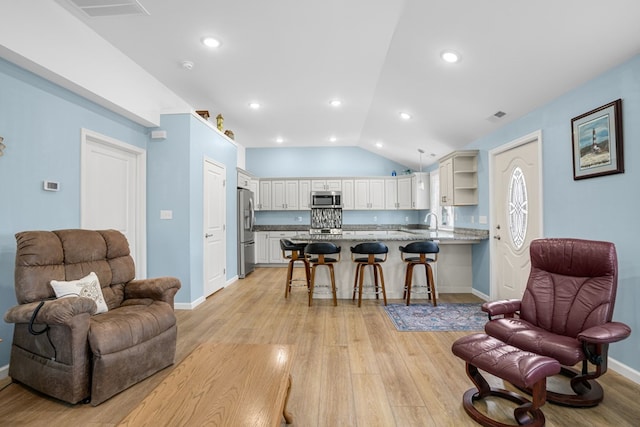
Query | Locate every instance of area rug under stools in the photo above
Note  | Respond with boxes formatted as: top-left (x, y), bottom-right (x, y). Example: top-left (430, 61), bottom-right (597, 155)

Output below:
top-left (383, 303), bottom-right (487, 332)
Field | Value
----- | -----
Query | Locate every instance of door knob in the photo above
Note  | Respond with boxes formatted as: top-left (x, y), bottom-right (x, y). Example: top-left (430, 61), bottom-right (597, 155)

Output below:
top-left (205, 233), bottom-right (213, 238)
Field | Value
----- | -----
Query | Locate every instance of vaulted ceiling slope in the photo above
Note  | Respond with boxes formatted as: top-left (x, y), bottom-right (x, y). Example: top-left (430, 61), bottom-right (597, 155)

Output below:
top-left (49, 1), bottom-right (640, 168)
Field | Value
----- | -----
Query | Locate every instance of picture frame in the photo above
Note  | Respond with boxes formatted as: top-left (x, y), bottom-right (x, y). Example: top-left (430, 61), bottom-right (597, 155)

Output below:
top-left (571, 99), bottom-right (624, 180)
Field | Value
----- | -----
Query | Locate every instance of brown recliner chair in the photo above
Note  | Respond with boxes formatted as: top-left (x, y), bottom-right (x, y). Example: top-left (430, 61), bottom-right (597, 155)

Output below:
top-left (3, 229), bottom-right (181, 406)
top-left (482, 238), bottom-right (631, 407)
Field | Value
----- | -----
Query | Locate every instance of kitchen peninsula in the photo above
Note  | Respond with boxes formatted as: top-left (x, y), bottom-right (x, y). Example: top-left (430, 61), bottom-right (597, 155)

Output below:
top-left (255, 226), bottom-right (488, 299)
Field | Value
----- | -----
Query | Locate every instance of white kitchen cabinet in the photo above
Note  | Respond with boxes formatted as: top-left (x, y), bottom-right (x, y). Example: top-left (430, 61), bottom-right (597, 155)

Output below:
top-left (354, 178), bottom-right (385, 210)
top-left (411, 172), bottom-right (430, 209)
top-left (268, 231), bottom-right (298, 263)
top-left (248, 179), bottom-right (259, 201)
top-left (439, 150), bottom-right (478, 206)
top-left (298, 180), bottom-right (311, 210)
top-left (384, 178), bottom-right (398, 210)
top-left (311, 179), bottom-right (342, 192)
top-left (256, 232), bottom-right (270, 264)
top-left (341, 179), bottom-right (354, 210)
top-left (258, 180), bottom-right (272, 210)
top-left (271, 180), bottom-right (299, 210)
top-left (397, 176), bottom-right (412, 209)
top-left (384, 176), bottom-right (413, 209)
top-left (237, 169), bottom-right (252, 189)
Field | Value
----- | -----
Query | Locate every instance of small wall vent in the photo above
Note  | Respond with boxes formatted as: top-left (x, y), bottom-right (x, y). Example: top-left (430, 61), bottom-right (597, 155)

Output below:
top-left (66, 0), bottom-right (150, 17)
top-left (487, 110), bottom-right (508, 123)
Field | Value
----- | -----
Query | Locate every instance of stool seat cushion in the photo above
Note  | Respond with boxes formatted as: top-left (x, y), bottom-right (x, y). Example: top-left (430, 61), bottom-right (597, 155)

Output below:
top-left (485, 318), bottom-right (583, 366)
top-left (308, 257), bottom-right (339, 263)
top-left (353, 256), bottom-right (386, 263)
top-left (452, 333), bottom-right (561, 389)
top-left (403, 256), bottom-right (436, 263)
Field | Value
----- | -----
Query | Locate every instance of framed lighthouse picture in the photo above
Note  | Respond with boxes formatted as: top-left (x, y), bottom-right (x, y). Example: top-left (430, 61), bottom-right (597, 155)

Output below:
top-left (571, 99), bottom-right (624, 180)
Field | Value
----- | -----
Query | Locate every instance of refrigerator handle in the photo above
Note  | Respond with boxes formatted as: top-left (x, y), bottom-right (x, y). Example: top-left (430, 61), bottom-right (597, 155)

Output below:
top-left (249, 197), bottom-right (255, 231)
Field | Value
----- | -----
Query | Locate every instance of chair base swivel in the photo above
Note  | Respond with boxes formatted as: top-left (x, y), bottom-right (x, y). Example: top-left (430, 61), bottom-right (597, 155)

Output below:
top-left (462, 386), bottom-right (546, 427)
top-left (452, 334), bottom-right (560, 427)
top-left (515, 366), bottom-right (604, 408)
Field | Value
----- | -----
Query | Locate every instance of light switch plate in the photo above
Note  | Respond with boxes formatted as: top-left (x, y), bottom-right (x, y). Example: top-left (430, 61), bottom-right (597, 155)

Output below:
top-left (160, 210), bottom-right (173, 220)
top-left (479, 215), bottom-right (488, 224)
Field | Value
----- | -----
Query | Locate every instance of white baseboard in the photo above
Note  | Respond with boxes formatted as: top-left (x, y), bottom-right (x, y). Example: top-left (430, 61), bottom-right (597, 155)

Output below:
top-left (0, 364), bottom-right (8, 380)
top-left (609, 357), bottom-right (640, 385)
top-left (175, 276), bottom-right (239, 310)
top-left (471, 288), bottom-right (490, 301)
top-left (175, 296), bottom-right (205, 310)
top-left (439, 285), bottom-right (473, 294)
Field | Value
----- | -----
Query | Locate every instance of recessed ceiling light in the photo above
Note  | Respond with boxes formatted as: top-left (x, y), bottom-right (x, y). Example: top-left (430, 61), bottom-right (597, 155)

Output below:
top-left (441, 50), bottom-right (460, 63)
top-left (275, 137), bottom-right (284, 144)
top-left (329, 136), bottom-right (337, 142)
top-left (375, 142), bottom-right (383, 149)
top-left (399, 112), bottom-right (412, 120)
top-left (181, 60), bottom-right (194, 70)
top-left (202, 37), bottom-right (221, 48)
top-left (329, 99), bottom-right (342, 107)
top-left (248, 102), bottom-right (261, 109)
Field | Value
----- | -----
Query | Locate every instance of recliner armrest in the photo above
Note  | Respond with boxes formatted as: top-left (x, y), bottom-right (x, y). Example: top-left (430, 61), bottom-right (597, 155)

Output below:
top-left (124, 277), bottom-right (181, 308)
top-left (481, 299), bottom-right (521, 318)
top-left (4, 297), bottom-right (96, 325)
top-left (577, 322), bottom-right (632, 344)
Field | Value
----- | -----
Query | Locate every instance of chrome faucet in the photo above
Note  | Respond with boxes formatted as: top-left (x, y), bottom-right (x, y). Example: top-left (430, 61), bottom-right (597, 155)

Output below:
top-left (424, 212), bottom-right (438, 231)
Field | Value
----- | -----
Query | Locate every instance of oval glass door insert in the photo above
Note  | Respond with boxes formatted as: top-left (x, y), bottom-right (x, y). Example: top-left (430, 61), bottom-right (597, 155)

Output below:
top-left (508, 166), bottom-right (528, 249)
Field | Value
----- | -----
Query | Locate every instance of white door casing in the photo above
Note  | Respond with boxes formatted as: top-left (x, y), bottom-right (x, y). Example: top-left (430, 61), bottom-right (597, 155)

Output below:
top-left (80, 128), bottom-right (146, 278)
top-left (490, 130), bottom-right (543, 300)
top-left (203, 158), bottom-right (226, 297)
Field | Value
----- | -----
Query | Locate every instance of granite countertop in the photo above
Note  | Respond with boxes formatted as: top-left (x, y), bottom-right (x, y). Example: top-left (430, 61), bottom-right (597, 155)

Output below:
top-left (254, 224), bottom-right (488, 243)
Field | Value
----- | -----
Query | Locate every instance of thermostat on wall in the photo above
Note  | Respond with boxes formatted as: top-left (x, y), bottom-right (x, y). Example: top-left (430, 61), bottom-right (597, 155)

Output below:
top-left (43, 181), bottom-right (60, 192)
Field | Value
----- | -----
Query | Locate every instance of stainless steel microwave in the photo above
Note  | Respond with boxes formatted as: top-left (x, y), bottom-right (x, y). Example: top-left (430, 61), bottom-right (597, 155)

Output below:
top-left (311, 191), bottom-right (342, 208)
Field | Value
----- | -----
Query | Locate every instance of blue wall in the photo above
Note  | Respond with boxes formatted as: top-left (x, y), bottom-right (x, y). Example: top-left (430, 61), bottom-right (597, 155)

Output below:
top-left (247, 146), bottom-right (410, 178)
top-left (246, 146), bottom-right (423, 226)
top-left (0, 59), bottom-right (239, 369)
top-left (0, 58), bottom-right (150, 368)
top-left (147, 114), bottom-right (238, 304)
top-left (466, 55), bottom-right (640, 370)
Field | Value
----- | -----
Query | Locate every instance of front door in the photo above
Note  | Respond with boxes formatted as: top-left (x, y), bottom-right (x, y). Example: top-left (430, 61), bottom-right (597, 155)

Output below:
top-left (491, 131), bottom-right (543, 300)
top-left (203, 158), bottom-right (226, 297)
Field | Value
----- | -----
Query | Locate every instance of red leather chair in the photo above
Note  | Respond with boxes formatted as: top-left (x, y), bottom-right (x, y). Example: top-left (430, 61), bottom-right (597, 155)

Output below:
top-left (482, 238), bottom-right (631, 407)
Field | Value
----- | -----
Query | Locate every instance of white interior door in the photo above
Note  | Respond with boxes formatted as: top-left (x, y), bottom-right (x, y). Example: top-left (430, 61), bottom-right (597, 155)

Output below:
top-left (204, 158), bottom-right (226, 297)
top-left (490, 131), bottom-right (543, 300)
top-left (81, 129), bottom-right (146, 278)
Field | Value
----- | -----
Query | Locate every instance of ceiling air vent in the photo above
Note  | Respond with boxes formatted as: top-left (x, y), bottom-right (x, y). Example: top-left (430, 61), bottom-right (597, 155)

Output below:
top-left (486, 110), bottom-right (507, 123)
top-left (66, 0), bottom-right (150, 17)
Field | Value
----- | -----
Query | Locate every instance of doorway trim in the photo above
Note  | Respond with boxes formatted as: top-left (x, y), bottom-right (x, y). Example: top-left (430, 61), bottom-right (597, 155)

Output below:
top-left (488, 129), bottom-right (544, 299)
top-left (80, 128), bottom-right (147, 277)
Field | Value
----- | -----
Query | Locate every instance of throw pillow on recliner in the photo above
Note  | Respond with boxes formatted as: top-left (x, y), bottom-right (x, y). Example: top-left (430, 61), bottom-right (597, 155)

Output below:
top-left (50, 271), bottom-right (109, 314)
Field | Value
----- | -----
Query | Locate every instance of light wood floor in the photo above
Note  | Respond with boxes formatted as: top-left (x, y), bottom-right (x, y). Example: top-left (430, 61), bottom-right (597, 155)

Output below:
top-left (0, 267), bottom-right (638, 426)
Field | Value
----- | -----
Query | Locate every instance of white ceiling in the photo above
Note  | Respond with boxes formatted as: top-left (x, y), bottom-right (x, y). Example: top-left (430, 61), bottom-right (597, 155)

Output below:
top-left (56, 0), bottom-right (640, 169)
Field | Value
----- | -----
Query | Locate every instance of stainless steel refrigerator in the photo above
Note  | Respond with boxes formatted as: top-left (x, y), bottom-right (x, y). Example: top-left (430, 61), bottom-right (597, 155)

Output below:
top-left (237, 188), bottom-right (256, 278)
